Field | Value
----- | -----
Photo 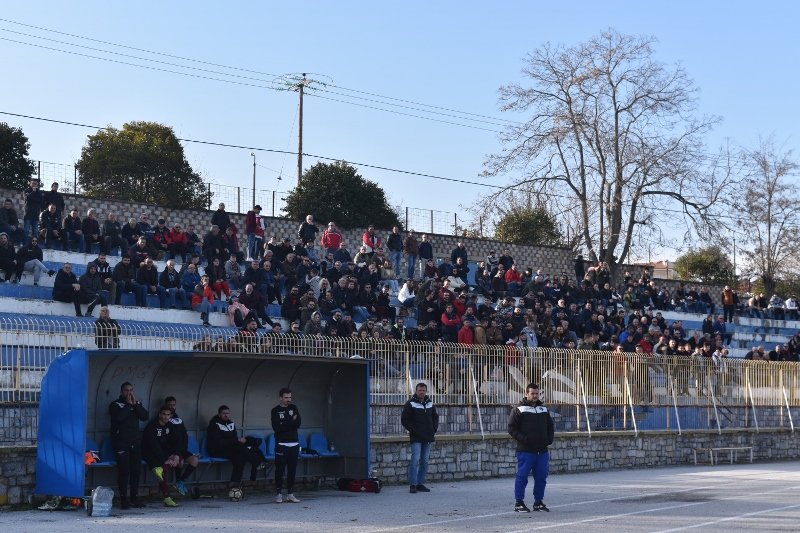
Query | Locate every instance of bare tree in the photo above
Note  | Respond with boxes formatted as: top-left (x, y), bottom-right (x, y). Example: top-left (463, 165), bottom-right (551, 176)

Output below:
top-left (738, 140), bottom-right (799, 296)
top-left (482, 29), bottom-right (736, 275)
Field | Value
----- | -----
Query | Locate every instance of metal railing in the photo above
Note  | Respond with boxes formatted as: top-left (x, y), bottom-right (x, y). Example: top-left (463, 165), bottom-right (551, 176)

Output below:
top-left (2, 316), bottom-right (799, 443)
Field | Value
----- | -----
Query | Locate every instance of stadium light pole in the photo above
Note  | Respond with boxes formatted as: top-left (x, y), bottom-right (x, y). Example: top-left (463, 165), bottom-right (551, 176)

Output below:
top-left (250, 152), bottom-right (256, 208)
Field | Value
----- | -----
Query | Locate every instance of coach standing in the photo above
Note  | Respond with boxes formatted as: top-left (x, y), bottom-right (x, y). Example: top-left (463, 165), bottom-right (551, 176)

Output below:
top-left (508, 383), bottom-right (554, 513)
top-left (109, 381), bottom-right (149, 509)
top-left (401, 382), bottom-right (439, 494)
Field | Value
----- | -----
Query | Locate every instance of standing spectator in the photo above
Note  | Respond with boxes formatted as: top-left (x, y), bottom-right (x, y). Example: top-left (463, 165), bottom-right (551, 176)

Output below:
top-left (574, 254), bottom-right (585, 284)
top-left (159, 259), bottom-right (188, 309)
top-left (202, 225), bottom-right (227, 265)
top-left (15, 236), bottom-right (54, 285)
top-left (102, 212), bottom-right (124, 256)
top-left (82, 208), bottom-right (102, 254)
top-left (361, 224), bottom-right (382, 257)
top-left (89, 252), bottom-right (117, 305)
top-left (499, 248), bottom-right (514, 271)
top-left (112, 255), bottom-right (147, 307)
top-left (23, 178), bottom-right (45, 239)
top-left (108, 382), bottom-right (148, 509)
top-left (450, 241), bottom-right (468, 266)
top-left (721, 285), bottom-right (736, 323)
top-left (403, 230), bottom-right (419, 280)
top-left (245, 204), bottom-right (265, 261)
top-left (62, 209), bottom-right (85, 252)
top-left (271, 388), bottom-right (303, 503)
top-left (387, 225), bottom-right (404, 277)
top-left (38, 203), bottom-right (63, 249)
top-left (297, 214), bottom-right (318, 246)
top-left (0, 198), bottom-right (25, 245)
top-left (95, 306), bottom-right (121, 349)
top-left (52, 263), bottom-right (83, 316)
top-left (0, 232), bottom-right (17, 282)
top-left (136, 258), bottom-right (167, 308)
top-left (508, 382), bottom-right (554, 513)
top-left (43, 182), bottom-right (65, 222)
top-left (401, 383), bottom-right (438, 494)
top-left (78, 262), bottom-right (108, 317)
top-left (320, 221), bottom-right (343, 255)
top-left (418, 234), bottom-right (433, 265)
top-left (211, 202), bottom-right (230, 233)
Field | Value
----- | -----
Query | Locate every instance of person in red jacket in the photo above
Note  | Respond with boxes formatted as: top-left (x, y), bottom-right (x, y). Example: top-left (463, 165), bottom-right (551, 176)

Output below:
top-left (320, 221), bottom-right (343, 255)
top-left (191, 274), bottom-right (215, 327)
top-left (245, 205), bottom-right (265, 260)
top-left (457, 319), bottom-right (475, 345)
top-left (505, 264), bottom-right (523, 297)
top-left (361, 224), bottom-right (382, 257)
top-left (440, 303), bottom-right (461, 342)
top-left (168, 224), bottom-right (189, 262)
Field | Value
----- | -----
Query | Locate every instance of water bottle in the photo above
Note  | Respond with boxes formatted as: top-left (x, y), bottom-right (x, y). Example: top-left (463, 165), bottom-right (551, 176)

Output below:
top-left (90, 486), bottom-right (114, 517)
top-left (329, 440), bottom-right (336, 453)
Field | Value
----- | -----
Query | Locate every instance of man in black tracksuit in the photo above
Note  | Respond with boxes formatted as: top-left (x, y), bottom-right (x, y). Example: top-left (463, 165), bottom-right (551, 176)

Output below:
top-left (271, 387), bottom-right (302, 503)
top-left (108, 381), bottom-right (149, 509)
top-left (401, 383), bottom-right (439, 494)
top-left (141, 406), bottom-right (181, 507)
top-left (207, 405), bottom-right (263, 486)
top-left (508, 383), bottom-right (554, 513)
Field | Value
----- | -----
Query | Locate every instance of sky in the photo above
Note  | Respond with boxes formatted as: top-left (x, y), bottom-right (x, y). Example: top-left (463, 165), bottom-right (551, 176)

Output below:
top-left (1, 1), bottom-right (798, 262)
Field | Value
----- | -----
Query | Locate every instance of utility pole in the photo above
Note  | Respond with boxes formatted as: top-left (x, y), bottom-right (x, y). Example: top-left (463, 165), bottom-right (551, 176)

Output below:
top-left (291, 74), bottom-right (310, 187)
top-left (250, 152), bottom-right (256, 208)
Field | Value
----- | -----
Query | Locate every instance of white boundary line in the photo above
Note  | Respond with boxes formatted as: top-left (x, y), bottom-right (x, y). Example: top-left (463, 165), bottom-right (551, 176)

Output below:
top-left (653, 503), bottom-right (800, 532)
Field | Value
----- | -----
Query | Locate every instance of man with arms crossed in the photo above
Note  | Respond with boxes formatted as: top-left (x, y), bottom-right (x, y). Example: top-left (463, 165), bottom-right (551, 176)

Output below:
top-left (108, 382), bottom-right (148, 509)
top-left (271, 387), bottom-right (302, 503)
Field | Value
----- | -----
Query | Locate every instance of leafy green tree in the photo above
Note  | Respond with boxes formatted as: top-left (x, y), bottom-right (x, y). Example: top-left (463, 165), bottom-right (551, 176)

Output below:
top-left (283, 161), bottom-right (401, 229)
top-left (494, 206), bottom-right (562, 246)
top-left (75, 121), bottom-right (210, 209)
top-left (0, 122), bottom-right (37, 189)
top-left (673, 246), bottom-right (736, 284)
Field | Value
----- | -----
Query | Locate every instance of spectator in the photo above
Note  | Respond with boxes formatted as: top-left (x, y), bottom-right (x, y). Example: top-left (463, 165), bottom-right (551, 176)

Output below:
top-left (0, 232), bottom-right (17, 282)
top-left (222, 225), bottom-right (243, 263)
top-left (62, 209), bottom-right (86, 253)
top-left (152, 218), bottom-right (171, 260)
top-left (227, 295), bottom-right (261, 329)
top-left (181, 262), bottom-right (201, 294)
top-left (333, 241), bottom-right (353, 265)
top-left (129, 236), bottom-right (152, 267)
top-left (458, 318), bottom-right (475, 345)
top-left (244, 204), bottom-right (265, 261)
top-left (102, 212), bottom-right (124, 256)
top-left (159, 259), bottom-right (188, 309)
top-left (78, 262), bottom-right (108, 317)
top-left (38, 203), bottom-right (63, 249)
top-left (387, 225), bottom-right (403, 277)
top-left (0, 198), bottom-right (25, 245)
top-left (52, 263), bottom-right (83, 316)
top-left (721, 285), bottom-right (736, 323)
top-left (192, 274), bottom-right (214, 326)
top-left (135, 213), bottom-right (153, 242)
top-left (210, 202), bottom-right (230, 233)
top-left (398, 279), bottom-right (416, 310)
top-left (281, 285), bottom-right (302, 324)
top-left (82, 208), bottom-right (102, 254)
top-left (136, 258), bottom-right (167, 308)
top-left (203, 225), bottom-right (227, 265)
top-left (23, 178), bottom-right (45, 239)
top-left (380, 259), bottom-right (399, 293)
top-left (699, 287), bottom-right (715, 315)
top-left (297, 214), bottom-right (318, 246)
top-left (403, 230), bottom-right (419, 280)
top-left (320, 221), bottom-right (343, 255)
top-left (43, 182), bottom-right (65, 221)
top-left (185, 224), bottom-right (202, 257)
top-left (205, 256), bottom-right (231, 300)
top-left (238, 283), bottom-right (272, 327)
top-left (15, 235), bottom-right (54, 285)
top-left (168, 223), bottom-right (189, 262)
top-left (225, 253), bottom-right (243, 289)
top-left (112, 255), bottom-right (147, 307)
top-left (361, 224), bottom-right (382, 256)
top-left (95, 306), bottom-right (121, 349)
top-left (89, 252), bottom-right (117, 305)
top-left (450, 240), bottom-right (468, 265)
top-left (785, 295), bottom-right (798, 321)
top-left (121, 217), bottom-right (140, 249)
top-left (768, 294), bottom-right (784, 320)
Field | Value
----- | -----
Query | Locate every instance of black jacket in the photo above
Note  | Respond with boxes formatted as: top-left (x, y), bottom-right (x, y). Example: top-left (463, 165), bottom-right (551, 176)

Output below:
top-left (207, 415), bottom-right (239, 455)
top-left (508, 399), bottom-right (554, 453)
top-left (109, 396), bottom-right (148, 449)
top-left (52, 269), bottom-right (78, 301)
top-left (401, 394), bottom-right (439, 443)
top-left (142, 418), bottom-right (178, 468)
top-left (271, 403), bottom-right (302, 445)
top-left (95, 317), bottom-right (121, 349)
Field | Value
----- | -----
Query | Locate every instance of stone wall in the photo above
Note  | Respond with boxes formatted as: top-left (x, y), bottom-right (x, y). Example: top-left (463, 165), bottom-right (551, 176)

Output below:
top-left (0, 446), bottom-right (36, 505)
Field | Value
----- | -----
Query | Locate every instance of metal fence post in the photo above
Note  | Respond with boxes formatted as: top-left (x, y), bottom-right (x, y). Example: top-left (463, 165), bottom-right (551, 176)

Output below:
top-left (405, 207), bottom-right (409, 230)
top-left (454, 213), bottom-right (458, 235)
top-left (236, 187), bottom-right (240, 214)
top-left (207, 182), bottom-right (212, 209)
top-left (430, 210), bottom-right (434, 234)
top-left (74, 166), bottom-right (78, 194)
top-left (37, 160), bottom-right (41, 181)
top-left (272, 191), bottom-right (276, 217)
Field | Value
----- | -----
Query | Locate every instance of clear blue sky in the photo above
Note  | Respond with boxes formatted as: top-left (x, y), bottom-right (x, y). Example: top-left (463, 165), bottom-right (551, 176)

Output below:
top-left (1, 1), bottom-right (797, 260)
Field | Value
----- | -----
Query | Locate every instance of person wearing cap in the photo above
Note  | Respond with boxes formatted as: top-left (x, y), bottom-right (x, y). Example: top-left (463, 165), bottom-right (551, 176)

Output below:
top-left (211, 203), bottom-right (230, 233)
top-left (152, 218), bottom-right (170, 260)
top-left (0, 198), bottom-right (25, 245)
top-left (245, 205), bottom-right (265, 261)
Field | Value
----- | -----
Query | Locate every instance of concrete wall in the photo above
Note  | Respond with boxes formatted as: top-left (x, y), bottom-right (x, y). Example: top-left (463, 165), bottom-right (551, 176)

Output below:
top-left (3, 428), bottom-right (798, 504)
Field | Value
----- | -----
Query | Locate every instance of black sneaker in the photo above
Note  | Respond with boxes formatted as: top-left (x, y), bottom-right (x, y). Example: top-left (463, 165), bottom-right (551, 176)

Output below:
top-left (415, 484), bottom-right (430, 492)
top-left (409, 485), bottom-right (417, 494)
top-left (514, 500), bottom-right (531, 513)
top-left (533, 501), bottom-right (549, 512)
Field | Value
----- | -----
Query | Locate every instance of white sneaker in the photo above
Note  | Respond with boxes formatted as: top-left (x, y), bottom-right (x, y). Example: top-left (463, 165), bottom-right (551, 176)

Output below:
top-left (285, 494), bottom-right (301, 503)
top-left (275, 493), bottom-right (283, 503)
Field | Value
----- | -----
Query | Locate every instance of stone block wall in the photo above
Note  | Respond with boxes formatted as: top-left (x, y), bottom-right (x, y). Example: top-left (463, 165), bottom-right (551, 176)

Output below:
top-left (0, 446), bottom-right (36, 505)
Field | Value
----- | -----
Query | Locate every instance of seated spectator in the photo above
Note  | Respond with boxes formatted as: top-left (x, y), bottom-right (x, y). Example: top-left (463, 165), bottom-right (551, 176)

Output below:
top-left (184, 223), bottom-right (202, 257)
top-left (451, 256), bottom-right (469, 287)
top-left (15, 235), bottom-right (54, 285)
top-left (505, 264), bottom-right (523, 297)
top-left (238, 283), bottom-right (272, 327)
top-left (135, 213), bottom-right (153, 242)
top-left (121, 217), bottom-right (140, 249)
top-left (281, 285), bottom-right (302, 324)
top-left (89, 252), bottom-right (117, 305)
top-left (191, 274), bottom-right (214, 327)
top-left (167, 223), bottom-right (189, 262)
top-left (95, 306), bottom-right (121, 349)
top-left (38, 203), bottom-right (64, 249)
top-left (82, 209), bottom-right (102, 254)
top-left (222, 225), bottom-right (244, 263)
top-left (0, 198), bottom-right (25, 245)
top-left (768, 294), bottom-right (784, 320)
top-left (112, 255), bottom-right (147, 306)
top-left (159, 259), bottom-right (188, 309)
top-left (227, 295), bottom-right (261, 329)
top-left (52, 263), bottom-right (82, 316)
top-left (129, 236), bottom-right (152, 266)
top-left (333, 241), bottom-right (352, 265)
top-left (785, 295), bottom-right (798, 321)
top-left (202, 225), bottom-right (227, 266)
top-left (102, 212), bottom-right (124, 256)
top-left (152, 218), bottom-right (171, 260)
top-left (136, 258), bottom-right (167, 308)
top-left (698, 287), bottom-right (714, 315)
top-left (204, 257), bottom-right (231, 300)
top-left (78, 262), bottom-right (108, 317)
top-left (62, 209), bottom-right (86, 253)
top-left (0, 232), bottom-right (18, 282)
top-left (225, 254), bottom-right (243, 290)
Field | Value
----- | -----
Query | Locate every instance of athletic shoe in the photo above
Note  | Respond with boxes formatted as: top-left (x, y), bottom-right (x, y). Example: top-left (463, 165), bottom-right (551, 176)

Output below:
top-left (409, 485), bottom-right (417, 494)
top-left (275, 493), bottom-right (283, 503)
top-left (415, 484), bottom-right (430, 492)
top-left (514, 500), bottom-right (531, 513)
top-left (163, 496), bottom-right (178, 507)
top-left (174, 480), bottom-right (188, 496)
top-left (533, 501), bottom-right (549, 512)
top-left (152, 466), bottom-right (164, 481)
top-left (38, 496), bottom-right (61, 510)
top-left (285, 494), bottom-right (301, 503)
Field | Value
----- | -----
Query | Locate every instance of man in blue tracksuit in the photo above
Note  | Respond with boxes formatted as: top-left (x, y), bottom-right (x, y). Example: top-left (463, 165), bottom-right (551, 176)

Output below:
top-left (508, 383), bottom-right (554, 513)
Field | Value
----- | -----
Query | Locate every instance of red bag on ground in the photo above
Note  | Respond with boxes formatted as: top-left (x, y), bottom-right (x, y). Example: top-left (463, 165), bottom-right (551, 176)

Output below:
top-left (337, 477), bottom-right (382, 493)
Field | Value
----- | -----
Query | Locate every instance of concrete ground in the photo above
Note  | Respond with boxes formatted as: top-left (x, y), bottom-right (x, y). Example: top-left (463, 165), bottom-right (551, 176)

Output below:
top-left (4, 461), bottom-right (800, 532)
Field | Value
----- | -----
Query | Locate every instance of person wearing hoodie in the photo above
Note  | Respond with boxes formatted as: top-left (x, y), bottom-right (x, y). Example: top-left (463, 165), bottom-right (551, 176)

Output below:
top-left (400, 383), bottom-right (439, 494)
top-left (508, 383), bottom-right (554, 513)
top-left (78, 262), bottom-right (108, 317)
